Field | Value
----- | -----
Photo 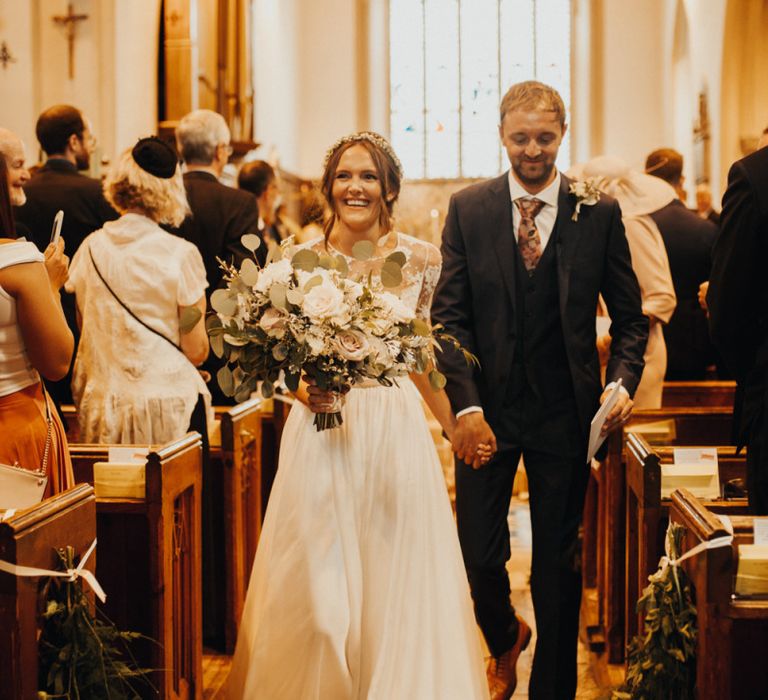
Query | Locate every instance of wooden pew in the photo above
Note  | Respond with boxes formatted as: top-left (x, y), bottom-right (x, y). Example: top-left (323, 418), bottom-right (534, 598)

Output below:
top-left (624, 433), bottom-right (749, 652)
top-left (584, 405), bottom-right (734, 663)
top-left (69, 433), bottom-right (203, 700)
top-left (670, 489), bottom-right (768, 699)
top-left (661, 380), bottom-right (736, 408)
top-left (0, 485), bottom-right (96, 700)
top-left (210, 399), bottom-right (264, 652)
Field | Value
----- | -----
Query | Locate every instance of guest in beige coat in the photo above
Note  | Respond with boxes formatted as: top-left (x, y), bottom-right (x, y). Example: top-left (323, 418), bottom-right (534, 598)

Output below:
top-left (572, 156), bottom-right (677, 408)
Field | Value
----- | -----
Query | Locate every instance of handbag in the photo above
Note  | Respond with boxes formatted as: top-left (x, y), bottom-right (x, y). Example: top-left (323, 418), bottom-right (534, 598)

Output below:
top-left (0, 387), bottom-right (52, 510)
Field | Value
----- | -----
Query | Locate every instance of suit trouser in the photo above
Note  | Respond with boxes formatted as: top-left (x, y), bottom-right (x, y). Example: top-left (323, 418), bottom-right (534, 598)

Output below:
top-left (456, 446), bottom-right (590, 700)
top-left (747, 401), bottom-right (768, 515)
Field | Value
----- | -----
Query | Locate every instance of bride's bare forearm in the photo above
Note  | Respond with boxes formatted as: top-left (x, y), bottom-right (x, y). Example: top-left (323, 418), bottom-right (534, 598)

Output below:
top-left (410, 371), bottom-right (457, 440)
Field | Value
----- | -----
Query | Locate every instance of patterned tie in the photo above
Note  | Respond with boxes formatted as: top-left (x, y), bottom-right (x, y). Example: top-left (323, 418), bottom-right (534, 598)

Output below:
top-left (515, 197), bottom-right (546, 273)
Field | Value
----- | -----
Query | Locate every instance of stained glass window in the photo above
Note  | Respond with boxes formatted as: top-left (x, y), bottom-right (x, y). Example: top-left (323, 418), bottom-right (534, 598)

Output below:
top-left (389, 0), bottom-right (571, 179)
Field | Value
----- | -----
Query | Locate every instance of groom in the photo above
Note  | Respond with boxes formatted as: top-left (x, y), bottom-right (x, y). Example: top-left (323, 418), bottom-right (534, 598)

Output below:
top-left (432, 81), bottom-right (648, 699)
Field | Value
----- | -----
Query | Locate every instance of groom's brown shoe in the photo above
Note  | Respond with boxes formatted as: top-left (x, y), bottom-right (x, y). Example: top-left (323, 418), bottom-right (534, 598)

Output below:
top-left (486, 616), bottom-right (532, 700)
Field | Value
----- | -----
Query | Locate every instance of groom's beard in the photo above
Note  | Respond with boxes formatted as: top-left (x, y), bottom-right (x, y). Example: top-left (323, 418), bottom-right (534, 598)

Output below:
top-left (512, 158), bottom-right (556, 188)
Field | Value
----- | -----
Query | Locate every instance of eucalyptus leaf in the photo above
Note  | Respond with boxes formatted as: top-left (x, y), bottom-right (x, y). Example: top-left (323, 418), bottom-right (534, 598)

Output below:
top-left (386, 250), bottom-right (407, 267)
top-left (352, 239), bottom-right (375, 261)
top-left (272, 343), bottom-right (288, 361)
top-left (223, 333), bottom-right (249, 346)
top-left (380, 260), bottom-right (403, 288)
top-left (241, 233), bottom-right (262, 252)
top-left (210, 333), bottom-right (224, 358)
top-left (286, 288), bottom-right (305, 306)
top-left (429, 370), bottom-right (447, 391)
top-left (206, 313), bottom-right (223, 331)
top-left (269, 283), bottom-right (289, 310)
top-left (261, 379), bottom-right (275, 398)
top-left (318, 253), bottom-right (336, 269)
top-left (411, 318), bottom-right (432, 337)
top-left (210, 288), bottom-right (238, 316)
top-left (303, 275), bottom-right (324, 292)
top-left (291, 248), bottom-right (319, 272)
top-left (240, 258), bottom-right (260, 286)
top-left (335, 255), bottom-right (350, 275)
top-left (217, 366), bottom-right (235, 397)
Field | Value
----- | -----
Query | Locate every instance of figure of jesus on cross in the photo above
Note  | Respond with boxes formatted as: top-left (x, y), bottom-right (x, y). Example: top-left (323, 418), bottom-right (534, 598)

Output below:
top-left (53, 2), bottom-right (89, 80)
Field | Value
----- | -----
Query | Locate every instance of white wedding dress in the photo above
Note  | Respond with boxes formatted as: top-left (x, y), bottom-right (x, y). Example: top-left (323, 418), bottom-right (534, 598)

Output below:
top-left (227, 233), bottom-right (489, 699)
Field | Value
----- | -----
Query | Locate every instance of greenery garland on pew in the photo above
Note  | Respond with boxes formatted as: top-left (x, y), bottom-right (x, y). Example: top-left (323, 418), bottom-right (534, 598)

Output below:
top-left (614, 523), bottom-right (697, 700)
top-left (37, 546), bottom-right (156, 699)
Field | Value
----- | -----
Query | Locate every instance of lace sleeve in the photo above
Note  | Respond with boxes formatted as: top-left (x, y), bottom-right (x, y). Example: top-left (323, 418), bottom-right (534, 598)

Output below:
top-left (415, 241), bottom-right (443, 322)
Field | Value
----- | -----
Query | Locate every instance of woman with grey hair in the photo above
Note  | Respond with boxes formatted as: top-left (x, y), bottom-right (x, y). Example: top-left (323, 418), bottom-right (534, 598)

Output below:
top-left (66, 136), bottom-right (210, 443)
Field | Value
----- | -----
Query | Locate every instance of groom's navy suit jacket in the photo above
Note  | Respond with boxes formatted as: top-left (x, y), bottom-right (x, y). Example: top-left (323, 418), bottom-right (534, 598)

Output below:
top-left (432, 172), bottom-right (648, 443)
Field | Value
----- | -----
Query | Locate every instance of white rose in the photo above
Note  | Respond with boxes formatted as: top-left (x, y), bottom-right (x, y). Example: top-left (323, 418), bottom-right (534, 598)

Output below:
top-left (333, 329), bottom-right (371, 362)
top-left (378, 291), bottom-right (415, 324)
top-left (302, 282), bottom-right (348, 323)
top-left (255, 258), bottom-right (294, 293)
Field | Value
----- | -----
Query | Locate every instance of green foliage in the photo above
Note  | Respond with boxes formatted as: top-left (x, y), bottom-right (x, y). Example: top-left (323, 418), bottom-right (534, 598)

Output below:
top-left (37, 547), bottom-right (156, 699)
top-left (614, 524), bottom-right (697, 700)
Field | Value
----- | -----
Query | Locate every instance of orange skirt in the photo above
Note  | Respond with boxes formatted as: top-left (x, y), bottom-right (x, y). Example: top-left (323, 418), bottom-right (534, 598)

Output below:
top-left (0, 382), bottom-right (74, 498)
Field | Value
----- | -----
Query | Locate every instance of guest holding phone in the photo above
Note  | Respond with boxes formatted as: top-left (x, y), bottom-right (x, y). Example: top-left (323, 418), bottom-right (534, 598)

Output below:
top-left (0, 155), bottom-right (74, 498)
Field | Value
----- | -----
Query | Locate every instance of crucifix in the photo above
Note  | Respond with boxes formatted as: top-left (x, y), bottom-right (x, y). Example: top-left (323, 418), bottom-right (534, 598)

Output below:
top-left (0, 42), bottom-right (17, 69)
top-left (53, 2), bottom-right (89, 79)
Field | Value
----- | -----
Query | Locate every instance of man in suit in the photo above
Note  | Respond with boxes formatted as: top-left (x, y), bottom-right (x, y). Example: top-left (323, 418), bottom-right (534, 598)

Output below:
top-left (173, 109), bottom-right (261, 406)
top-left (644, 149), bottom-right (718, 379)
top-left (14, 105), bottom-right (118, 408)
top-left (695, 183), bottom-right (721, 226)
top-left (431, 81), bottom-right (648, 700)
top-left (707, 145), bottom-right (768, 514)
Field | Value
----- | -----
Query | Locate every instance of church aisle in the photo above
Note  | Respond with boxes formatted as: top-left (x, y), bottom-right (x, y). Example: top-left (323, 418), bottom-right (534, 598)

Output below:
top-left (507, 499), bottom-right (614, 699)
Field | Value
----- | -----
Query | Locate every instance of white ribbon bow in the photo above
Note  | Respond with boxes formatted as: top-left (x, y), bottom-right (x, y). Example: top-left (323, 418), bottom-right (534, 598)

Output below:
top-left (655, 514), bottom-right (734, 580)
top-left (0, 538), bottom-right (106, 603)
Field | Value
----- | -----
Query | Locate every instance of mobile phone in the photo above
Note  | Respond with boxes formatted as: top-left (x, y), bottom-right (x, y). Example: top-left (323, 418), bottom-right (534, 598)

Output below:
top-left (50, 210), bottom-right (64, 244)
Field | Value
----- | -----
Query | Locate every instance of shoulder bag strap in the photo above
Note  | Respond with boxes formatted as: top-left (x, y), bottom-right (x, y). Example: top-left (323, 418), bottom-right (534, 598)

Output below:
top-left (87, 246), bottom-right (183, 353)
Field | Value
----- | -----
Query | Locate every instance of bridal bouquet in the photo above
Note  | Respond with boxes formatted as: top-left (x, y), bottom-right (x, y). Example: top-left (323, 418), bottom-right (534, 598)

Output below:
top-left (208, 235), bottom-right (472, 430)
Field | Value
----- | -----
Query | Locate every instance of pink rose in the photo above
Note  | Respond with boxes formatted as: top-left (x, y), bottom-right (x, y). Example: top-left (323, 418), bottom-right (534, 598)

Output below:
top-left (333, 329), bottom-right (370, 362)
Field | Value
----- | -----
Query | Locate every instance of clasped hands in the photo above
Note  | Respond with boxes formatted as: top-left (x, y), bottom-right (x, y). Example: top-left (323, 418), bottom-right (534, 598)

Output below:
top-left (452, 387), bottom-right (634, 470)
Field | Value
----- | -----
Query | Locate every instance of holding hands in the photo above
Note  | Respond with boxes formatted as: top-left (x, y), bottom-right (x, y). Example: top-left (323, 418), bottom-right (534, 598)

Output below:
top-left (452, 411), bottom-right (497, 469)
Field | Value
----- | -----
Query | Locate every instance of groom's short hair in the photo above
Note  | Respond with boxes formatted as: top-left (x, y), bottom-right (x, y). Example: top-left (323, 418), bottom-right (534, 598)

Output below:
top-left (499, 81), bottom-right (566, 127)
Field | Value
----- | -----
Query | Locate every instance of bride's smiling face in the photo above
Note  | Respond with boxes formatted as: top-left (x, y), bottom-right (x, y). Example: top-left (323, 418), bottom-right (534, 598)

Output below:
top-left (331, 144), bottom-right (384, 235)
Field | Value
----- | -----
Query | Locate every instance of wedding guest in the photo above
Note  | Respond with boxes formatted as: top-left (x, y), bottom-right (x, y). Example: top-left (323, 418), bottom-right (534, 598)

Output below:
top-left (237, 159), bottom-right (281, 245)
top-left (0, 128), bottom-right (31, 208)
top-left (13, 105), bottom-right (118, 410)
top-left (174, 109), bottom-right (260, 406)
top-left (707, 143), bottom-right (768, 514)
top-left (577, 156), bottom-right (677, 408)
top-left (695, 183), bottom-right (720, 225)
top-left (432, 81), bottom-right (647, 699)
top-left (645, 147), bottom-right (688, 202)
top-left (0, 155), bottom-right (74, 498)
top-left (645, 147), bottom-right (718, 379)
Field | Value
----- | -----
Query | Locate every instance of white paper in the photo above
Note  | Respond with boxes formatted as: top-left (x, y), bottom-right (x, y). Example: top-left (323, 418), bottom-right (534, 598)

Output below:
top-left (754, 518), bottom-right (768, 546)
top-left (673, 447), bottom-right (718, 466)
top-left (108, 446), bottom-right (149, 464)
top-left (587, 378), bottom-right (623, 463)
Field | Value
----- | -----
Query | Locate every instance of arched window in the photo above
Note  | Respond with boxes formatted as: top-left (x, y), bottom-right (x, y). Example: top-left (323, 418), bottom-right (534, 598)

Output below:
top-left (389, 0), bottom-right (572, 179)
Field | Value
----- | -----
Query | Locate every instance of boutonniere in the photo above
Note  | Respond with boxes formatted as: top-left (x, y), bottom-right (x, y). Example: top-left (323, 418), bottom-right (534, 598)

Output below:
top-left (569, 177), bottom-right (601, 221)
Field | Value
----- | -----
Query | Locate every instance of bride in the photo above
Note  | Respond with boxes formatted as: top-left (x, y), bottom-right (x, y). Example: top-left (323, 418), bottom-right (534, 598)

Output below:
top-left (227, 132), bottom-right (490, 699)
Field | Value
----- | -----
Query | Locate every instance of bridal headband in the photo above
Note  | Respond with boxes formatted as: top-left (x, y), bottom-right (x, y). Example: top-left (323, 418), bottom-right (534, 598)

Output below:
top-left (323, 131), bottom-right (404, 179)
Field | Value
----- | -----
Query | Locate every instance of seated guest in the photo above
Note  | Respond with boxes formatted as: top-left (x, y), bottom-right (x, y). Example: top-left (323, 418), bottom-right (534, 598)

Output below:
top-left (695, 183), bottom-right (720, 225)
top-left (575, 156), bottom-right (677, 408)
top-left (645, 147), bottom-right (719, 379)
top-left (237, 160), bottom-right (281, 246)
top-left (66, 137), bottom-right (210, 444)
top-left (0, 156), bottom-right (74, 497)
top-left (13, 105), bottom-right (118, 409)
top-left (0, 128), bottom-right (31, 208)
top-left (174, 110), bottom-right (260, 405)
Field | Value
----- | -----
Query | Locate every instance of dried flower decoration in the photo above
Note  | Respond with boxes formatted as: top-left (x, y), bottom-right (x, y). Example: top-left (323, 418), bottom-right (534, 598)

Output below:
top-left (323, 131), bottom-right (404, 179)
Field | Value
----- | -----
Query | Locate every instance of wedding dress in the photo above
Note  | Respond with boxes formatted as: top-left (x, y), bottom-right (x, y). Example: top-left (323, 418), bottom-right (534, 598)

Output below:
top-left (227, 233), bottom-right (489, 699)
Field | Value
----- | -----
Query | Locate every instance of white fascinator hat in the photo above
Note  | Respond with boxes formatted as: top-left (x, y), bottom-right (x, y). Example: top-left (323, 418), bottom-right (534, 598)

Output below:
top-left (568, 155), bottom-right (676, 218)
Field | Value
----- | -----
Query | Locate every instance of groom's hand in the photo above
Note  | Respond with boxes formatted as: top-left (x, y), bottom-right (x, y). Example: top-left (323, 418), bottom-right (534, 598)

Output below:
top-left (453, 412), bottom-right (497, 469)
top-left (600, 388), bottom-right (633, 435)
